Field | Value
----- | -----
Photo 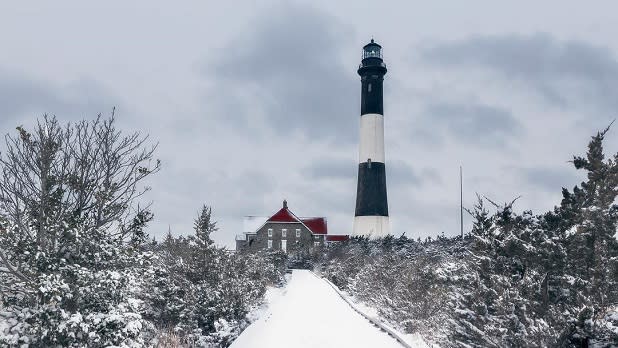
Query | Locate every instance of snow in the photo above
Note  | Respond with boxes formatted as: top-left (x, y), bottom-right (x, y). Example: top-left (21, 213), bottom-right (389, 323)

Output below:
top-left (0, 313), bottom-right (8, 338)
top-left (0, 310), bottom-right (20, 346)
top-left (566, 225), bottom-right (579, 236)
top-left (244, 277), bottom-right (289, 324)
top-left (243, 216), bottom-right (268, 233)
top-left (230, 270), bottom-right (423, 348)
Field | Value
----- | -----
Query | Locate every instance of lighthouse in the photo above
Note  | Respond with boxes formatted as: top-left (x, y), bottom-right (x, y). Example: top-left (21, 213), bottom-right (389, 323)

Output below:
top-left (353, 39), bottom-right (390, 238)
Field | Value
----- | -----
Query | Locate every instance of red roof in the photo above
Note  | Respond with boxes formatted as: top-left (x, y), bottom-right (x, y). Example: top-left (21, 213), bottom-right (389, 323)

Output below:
top-left (326, 235), bottom-right (349, 242)
top-left (301, 218), bottom-right (327, 235)
top-left (264, 201), bottom-right (328, 235)
top-left (268, 207), bottom-right (300, 223)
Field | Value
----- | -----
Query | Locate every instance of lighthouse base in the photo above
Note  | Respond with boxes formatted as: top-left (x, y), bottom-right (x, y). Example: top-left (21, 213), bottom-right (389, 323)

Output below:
top-left (352, 215), bottom-right (390, 239)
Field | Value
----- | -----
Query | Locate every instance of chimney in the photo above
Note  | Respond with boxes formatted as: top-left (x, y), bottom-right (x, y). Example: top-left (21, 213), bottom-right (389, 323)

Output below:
top-left (283, 199), bottom-right (288, 209)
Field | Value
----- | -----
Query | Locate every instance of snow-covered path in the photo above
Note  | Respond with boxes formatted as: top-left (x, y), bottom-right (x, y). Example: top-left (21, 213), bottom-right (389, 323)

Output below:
top-left (230, 270), bottom-right (405, 348)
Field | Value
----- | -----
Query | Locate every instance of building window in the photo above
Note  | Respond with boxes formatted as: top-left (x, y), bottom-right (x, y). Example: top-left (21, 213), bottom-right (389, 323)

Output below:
top-left (268, 240), bottom-right (273, 249)
top-left (314, 241), bottom-right (320, 247)
top-left (268, 228), bottom-right (273, 237)
top-left (368, 83), bottom-right (372, 92)
top-left (282, 229), bottom-right (287, 238)
top-left (296, 229), bottom-right (301, 238)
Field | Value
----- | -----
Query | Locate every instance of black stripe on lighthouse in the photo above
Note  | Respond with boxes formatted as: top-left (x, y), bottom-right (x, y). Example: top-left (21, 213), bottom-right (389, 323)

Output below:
top-left (355, 161), bottom-right (388, 216)
top-left (360, 76), bottom-right (384, 115)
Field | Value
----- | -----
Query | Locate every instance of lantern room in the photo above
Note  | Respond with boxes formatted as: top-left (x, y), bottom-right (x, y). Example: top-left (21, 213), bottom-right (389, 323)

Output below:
top-left (362, 39), bottom-right (382, 59)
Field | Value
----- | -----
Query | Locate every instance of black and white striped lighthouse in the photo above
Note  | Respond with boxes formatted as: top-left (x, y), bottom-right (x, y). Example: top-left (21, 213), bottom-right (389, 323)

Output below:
top-left (353, 39), bottom-right (390, 238)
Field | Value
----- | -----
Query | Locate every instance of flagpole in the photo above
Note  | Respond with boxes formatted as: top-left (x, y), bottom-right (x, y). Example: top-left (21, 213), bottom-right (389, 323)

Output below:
top-left (460, 166), bottom-right (463, 238)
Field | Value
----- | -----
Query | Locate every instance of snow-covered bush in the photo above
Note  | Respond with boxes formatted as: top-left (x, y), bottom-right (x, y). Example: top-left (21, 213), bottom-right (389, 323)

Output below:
top-left (0, 222), bottom-right (156, 347)
top-left (322, 126), bottom-right (618, 347)
top-left (322, 236), bottom-right (461, 343)
top-left (141, 206), bottom-right (287, 347)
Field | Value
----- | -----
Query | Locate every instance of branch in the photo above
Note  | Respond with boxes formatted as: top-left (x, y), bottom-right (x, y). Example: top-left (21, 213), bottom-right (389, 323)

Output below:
top-left (0, 248), bottom-right (31, 285)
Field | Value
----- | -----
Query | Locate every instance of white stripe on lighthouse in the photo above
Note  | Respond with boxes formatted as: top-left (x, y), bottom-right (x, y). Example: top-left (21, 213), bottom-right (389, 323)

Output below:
top-left (358, 113), bottom-right (385, 163)
top-left (353, 216), bottom-right (390, 238)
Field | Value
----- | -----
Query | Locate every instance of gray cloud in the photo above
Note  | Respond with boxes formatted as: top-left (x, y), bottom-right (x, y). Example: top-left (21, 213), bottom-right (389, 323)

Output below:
top-left (421, 33), bottom-right (618, 112)
top-left (0, 70), bottom-right (64, 120)
top-left (388, 160), bottom-right (442, 188)
top-left (517, 165), bottom-right (583, 193)
top-left (421, 101), bottom-right (523, 147)
top-left (303, 159), bottom-right (356, 181)
top-left (202, 3), bottom-right (357, 143)
top-left (0, 69), bottom-right (120, 127)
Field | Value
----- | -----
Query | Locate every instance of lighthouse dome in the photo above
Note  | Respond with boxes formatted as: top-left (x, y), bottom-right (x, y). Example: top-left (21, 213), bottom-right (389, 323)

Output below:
top-left (358, 38), bottom-right (387, 76)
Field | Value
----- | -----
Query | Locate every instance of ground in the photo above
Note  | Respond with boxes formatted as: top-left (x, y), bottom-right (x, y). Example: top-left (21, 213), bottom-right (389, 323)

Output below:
top-left (230, 269), bottom-right (427, 348)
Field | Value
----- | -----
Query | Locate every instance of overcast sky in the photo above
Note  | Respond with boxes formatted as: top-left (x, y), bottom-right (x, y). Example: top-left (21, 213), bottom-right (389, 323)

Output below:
top-left (1, 1), bottom-right (617, 247)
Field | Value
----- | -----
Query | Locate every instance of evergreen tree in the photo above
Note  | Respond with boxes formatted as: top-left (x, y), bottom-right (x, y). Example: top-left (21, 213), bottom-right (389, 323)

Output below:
top-left (194, 204), bottom-right (217, 247)
top-left (559, 124), bottom-right (618, 344)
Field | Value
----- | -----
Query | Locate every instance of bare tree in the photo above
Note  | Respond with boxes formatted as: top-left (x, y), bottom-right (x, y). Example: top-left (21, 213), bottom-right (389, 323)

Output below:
top-left (0, 112), bottom-right (160, 294)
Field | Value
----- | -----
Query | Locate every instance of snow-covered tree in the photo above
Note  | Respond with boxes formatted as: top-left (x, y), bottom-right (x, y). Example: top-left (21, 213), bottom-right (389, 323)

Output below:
top-left (0, 114), bottom-right (160, 346)
top-left (194, 205), bottom-right (217, 247)
top-left (551, 124), bottom-right (618, 345)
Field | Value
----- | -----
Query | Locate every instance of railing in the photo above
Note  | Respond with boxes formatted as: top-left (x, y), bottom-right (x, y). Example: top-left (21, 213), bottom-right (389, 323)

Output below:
top-left (363, 50), bottom-right (382, 59)
top-left (311, 271), bottom-right (426, 348)
top-left (358, 62), bottom-right (386, 69)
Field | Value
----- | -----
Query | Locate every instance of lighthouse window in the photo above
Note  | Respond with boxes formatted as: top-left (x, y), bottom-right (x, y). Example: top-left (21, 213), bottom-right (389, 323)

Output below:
top-left (363, 47), bottom-right (381, 59)
top-left (368, 83), bottom-right (372, 92)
